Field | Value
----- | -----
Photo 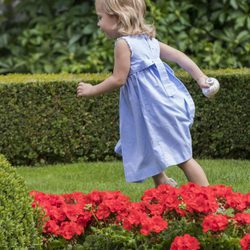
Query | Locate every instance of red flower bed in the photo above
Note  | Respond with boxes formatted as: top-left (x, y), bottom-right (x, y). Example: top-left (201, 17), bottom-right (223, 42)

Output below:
top-left (30, 183), bottom-right (250, 249)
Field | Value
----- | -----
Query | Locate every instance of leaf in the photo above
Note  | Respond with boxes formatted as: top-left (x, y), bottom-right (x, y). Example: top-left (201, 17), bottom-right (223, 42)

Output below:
top-left (82, 23), bottom-right (97, 35)
top-left (0, 61), bottom-right (10, 68)
top-left (80, 2), bottom-right (91, 15)
top-left (0, 34), bottom-right (8, 48)
top-left (235, 15), bottom-right (246, 29)
top-left (236, 30), bottom-right (250, 43)
top-left (44, 64), bottom-right (54, 73)
top-left (69, 34), bottom-right (82, 46)
top-left (247, 17), bottom-right (250, 29)
top-left (230, 0), bottom-right (238, 10)
top-left (219, 12), bottom-right (226, 23)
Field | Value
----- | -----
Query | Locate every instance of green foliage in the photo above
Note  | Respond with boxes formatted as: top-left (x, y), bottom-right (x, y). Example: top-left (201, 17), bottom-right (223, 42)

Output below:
top-left (46, 224), bottom-right (162, 250)
top-left (0, 0), bottom-right (249, 73)
top-left (0, 154), bottom-right (42, 248)
top-left (0, 0), bottom-right (98, 73)
top-left (0, 70), bottom-right (249, 166)
top-left (148, 217), bottom-right (242, 250)
top-left (146, 0), bottom-right (250, 69)
top-left (81, 225), bottom-right (140, 250)
top-left (198, 234), bottom-right (241, 250)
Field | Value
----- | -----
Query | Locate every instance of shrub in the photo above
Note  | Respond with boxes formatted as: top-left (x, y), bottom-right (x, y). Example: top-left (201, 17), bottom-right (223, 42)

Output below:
top-left (0, 154), bottom-right (42, 249)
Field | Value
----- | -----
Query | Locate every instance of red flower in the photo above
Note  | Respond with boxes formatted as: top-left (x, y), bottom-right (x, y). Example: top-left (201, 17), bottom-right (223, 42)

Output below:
top-left (142, 184), bottom-right (179, 209)
top-left (149, 216), bottom-right (168, 233)
top-left (76, 211), bottom-right (92, 227)
top-left (43, 220), bottom-right (60, 236)
top-left (208, 184), bottom-right (233, 197)
top-left (122, 209), bottom-right (142, 231)
top-left (121, 202), bottom-right (167, 235)
top-left (96, 203), bottom-right (110, 220)
top-left (180, 183), bottom-right (218, 214)
top-left (62, 203), bottom-right (84, 222)
top-left (155, 184), bottom-right (181, 213)
top-left (46, 207), bottom-right (66, 222)
top-left (225, 192), bottom-right (247, 211)
top-left (145, 203), bottom-right (165, 216)
top-left (244, 193), bottom-right (250, 208)
top-left (170, 234), bottom-right (200, 250)
top-left (60, 221), bottom-right (83, 240)
top-left (85, 190), bottom-right (104, 206)
top-left (140, 216), bottom-right (167, 235)
top-left (202, 214), bottom-right (228, 233)
top-left (141, 187), bottom-right (158, 203)
top-left (240, 234), bottom-right (250, 250)
top-left (234, 213), bottom-right (250, 225)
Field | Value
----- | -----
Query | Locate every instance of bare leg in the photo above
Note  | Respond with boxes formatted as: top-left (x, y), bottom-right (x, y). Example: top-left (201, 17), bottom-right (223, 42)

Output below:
top-left (152, 172), bottom-right (177, 188)
top-left (178, 158), bottom-right (209, 186)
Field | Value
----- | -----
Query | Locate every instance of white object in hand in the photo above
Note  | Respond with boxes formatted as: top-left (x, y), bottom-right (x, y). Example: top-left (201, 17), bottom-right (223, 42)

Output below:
top-left (202, 77), bottom-right (220, 98)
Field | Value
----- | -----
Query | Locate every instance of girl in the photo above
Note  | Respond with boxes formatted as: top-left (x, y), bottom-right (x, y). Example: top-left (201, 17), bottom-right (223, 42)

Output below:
top-left (77, 0), bottom-right (211, 187)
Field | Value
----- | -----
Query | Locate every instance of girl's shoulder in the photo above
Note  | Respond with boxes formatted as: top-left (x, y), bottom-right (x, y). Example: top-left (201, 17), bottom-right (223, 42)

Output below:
top-left (117, 33), bottom-right (156, 39)
top-left (116, 34), bottom-right (158, 46)
top-left (115, 34), bottom-right (159, 56)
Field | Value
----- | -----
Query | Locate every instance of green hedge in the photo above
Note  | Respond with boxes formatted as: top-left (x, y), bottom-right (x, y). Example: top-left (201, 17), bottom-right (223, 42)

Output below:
top-left (0, 69), bottom-right (249, 166)
top-left (0, 154), bottom-right (42, 248)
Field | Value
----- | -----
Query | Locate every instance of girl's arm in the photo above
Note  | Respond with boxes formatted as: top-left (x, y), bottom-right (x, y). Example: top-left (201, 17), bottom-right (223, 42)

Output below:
top-left (77, 39), bottom-right (130, 97)
top-left (159, 42), bottom-right (209, 88)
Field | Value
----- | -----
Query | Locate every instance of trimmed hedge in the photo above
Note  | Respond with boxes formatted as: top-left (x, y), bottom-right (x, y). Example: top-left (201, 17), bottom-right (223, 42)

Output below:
top-left (0, 154), bottom-right (42, 248)
top-left (0, 69), bottom-right (249, 166)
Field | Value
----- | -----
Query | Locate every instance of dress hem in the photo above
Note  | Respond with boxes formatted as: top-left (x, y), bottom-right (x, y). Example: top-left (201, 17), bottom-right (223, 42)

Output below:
top-left (125, 155), bottom-right (193, 183)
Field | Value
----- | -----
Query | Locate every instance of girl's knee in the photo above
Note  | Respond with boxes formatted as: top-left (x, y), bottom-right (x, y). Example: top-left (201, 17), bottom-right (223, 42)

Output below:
top-left (178, 158), bottom-right (193, 169)
top-left (152, 172), bottom-right (165, 181)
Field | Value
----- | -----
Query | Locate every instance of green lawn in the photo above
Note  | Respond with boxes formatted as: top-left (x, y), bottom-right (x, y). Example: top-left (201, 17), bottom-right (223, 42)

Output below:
top-left (16, 160), bottom-right (250, 201)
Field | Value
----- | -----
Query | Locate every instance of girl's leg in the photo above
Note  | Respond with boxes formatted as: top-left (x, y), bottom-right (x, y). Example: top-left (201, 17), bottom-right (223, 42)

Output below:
top-left (178, 158), bottom-right (209, 186)
top-left (152, 172), bottom-right (177, 187)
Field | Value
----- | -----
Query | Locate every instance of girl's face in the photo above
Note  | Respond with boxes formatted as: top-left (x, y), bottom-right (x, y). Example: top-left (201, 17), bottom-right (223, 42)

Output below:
top-left (95, 0), bottom-right (119, 38)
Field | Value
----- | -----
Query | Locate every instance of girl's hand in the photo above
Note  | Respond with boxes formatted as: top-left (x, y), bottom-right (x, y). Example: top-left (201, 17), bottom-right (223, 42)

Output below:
top-left (77, 82), bottom-right (95, 97)
top-left (197, 76), bottom-right (210, 89)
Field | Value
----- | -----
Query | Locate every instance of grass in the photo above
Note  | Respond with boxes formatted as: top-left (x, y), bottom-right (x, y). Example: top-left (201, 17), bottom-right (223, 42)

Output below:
top-left (16, 159), bottom-right (250, 201)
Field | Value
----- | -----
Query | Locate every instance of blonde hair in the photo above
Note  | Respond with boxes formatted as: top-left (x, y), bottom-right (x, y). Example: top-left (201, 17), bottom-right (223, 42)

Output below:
top-left (99, 0), bottom-right (155, 38)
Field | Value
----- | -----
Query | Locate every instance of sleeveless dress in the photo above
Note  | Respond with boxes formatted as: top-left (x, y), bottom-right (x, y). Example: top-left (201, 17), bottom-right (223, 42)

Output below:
top-left (114, 34), bottom-right (195, 183)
